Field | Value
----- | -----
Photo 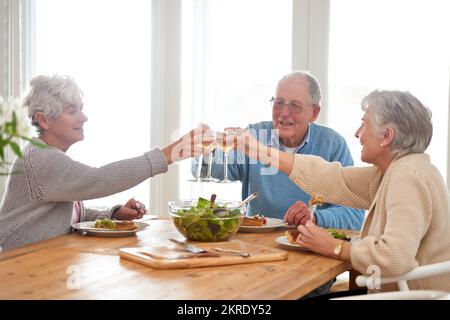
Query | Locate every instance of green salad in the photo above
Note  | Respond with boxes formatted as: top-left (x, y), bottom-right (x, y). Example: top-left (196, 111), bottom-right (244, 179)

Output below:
top-left (94, 218), bottom-right (115, 229)
top-left (170, 197), bottom-right (243, 242)
top-left (329, 229), bottom-right (351, 241)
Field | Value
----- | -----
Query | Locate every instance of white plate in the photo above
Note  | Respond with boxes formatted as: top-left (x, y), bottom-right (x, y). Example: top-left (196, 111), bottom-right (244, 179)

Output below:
top-left (238, 218), bottom-right (288, 233)
top-left (72, 221), bottom-right (149, 237)
top-left (275, 236), bottom-right (312, 252)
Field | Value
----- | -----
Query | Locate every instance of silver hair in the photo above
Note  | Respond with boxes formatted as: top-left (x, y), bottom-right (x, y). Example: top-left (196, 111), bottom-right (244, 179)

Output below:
top-left (361, 89), bottom-right (433, 159)
top-left (23, 75), bottom-right (83, 132)
top-left (278, 70), bottom-right (322, 105)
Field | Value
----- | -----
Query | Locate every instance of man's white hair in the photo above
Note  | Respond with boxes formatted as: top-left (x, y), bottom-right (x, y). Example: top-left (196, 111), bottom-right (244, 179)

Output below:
top-left (278, 70), bottom-right (322, 105)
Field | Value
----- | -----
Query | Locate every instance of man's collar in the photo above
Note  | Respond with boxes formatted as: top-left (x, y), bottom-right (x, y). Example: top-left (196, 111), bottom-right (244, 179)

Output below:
top-left (268, 123), bottom-right (311, 152)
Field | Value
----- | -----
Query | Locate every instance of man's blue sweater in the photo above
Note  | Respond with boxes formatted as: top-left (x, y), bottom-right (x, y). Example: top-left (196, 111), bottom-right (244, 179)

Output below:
top-left (192, 121), bottom-right (364, 230)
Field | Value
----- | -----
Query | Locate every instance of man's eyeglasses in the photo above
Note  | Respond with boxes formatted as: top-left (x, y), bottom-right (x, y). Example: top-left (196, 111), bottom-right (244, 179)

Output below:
top-left (270, 97), bottom-right (311, 114)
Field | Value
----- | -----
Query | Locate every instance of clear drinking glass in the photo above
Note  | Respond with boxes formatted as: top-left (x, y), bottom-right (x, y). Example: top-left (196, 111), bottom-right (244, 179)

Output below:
top-left (187, 153), bottom-right (205, 182)
top-left (201, 146), bottom-right (220, 182)
top-left (216, 130), bottom-right (239, 183)
top-left (188, 131), bottom-right (219, 183)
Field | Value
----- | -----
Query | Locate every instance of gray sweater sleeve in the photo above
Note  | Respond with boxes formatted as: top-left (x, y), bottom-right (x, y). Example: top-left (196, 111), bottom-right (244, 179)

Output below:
top-left (25, 146), bottom-right (168, 202)
top-left (83, 207), bottom-right (112, 221)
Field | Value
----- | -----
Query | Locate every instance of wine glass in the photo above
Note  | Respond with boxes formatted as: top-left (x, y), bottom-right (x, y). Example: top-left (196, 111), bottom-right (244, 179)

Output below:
top-left (215, 130), bottom-right (239, 183)
top-left (201, 145), bottom-right (220, 182)
top-left (188, 132), bottom-right (219, 183)
top-left (187, 152), bottom-right (205, 182)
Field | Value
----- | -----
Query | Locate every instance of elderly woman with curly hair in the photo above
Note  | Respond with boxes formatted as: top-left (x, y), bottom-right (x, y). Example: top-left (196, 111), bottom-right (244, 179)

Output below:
top-left (0, 74), bottom-right (206, 251)
top-left (234, 89), bottom-right (450, 293)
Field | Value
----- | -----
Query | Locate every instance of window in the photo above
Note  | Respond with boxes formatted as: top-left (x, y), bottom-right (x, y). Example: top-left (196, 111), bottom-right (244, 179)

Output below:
top-left (34, 0), bottom-right (152, 208)
top-left (22, 0), bottom-right (448, 214)
top-left (328, 0), bottom-right (450, 180)
top-left (179, 0), bottom-right (292, 201)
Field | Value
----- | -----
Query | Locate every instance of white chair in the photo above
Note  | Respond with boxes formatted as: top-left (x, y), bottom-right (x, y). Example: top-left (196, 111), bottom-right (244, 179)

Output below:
top-left (332, 260), bottom-right (450, 300)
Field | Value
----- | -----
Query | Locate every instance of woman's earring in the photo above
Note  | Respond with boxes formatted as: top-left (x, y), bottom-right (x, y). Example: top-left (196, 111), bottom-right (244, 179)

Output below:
top-left (380, 143), bottom-right (384, 147)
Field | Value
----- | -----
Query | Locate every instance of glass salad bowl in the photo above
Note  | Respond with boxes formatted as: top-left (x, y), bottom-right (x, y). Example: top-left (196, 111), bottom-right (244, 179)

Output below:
top-left (168, 198), bottom-right (245, 242)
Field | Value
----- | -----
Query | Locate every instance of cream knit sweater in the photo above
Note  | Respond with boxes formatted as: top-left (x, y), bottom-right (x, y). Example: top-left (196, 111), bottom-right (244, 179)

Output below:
top-left (0, 140), bottom-right (168, 251)
top-left (289, 153), bottom-right (450, 292)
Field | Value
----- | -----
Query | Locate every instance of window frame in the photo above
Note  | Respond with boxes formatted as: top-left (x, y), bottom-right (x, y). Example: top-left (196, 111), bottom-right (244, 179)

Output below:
top-left (4, 0), bottom-right (450, 207)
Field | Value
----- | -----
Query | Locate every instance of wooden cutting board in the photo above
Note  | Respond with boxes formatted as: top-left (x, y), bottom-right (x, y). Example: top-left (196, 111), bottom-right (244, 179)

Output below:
top-left (119, 239), bottom-right (288, 269)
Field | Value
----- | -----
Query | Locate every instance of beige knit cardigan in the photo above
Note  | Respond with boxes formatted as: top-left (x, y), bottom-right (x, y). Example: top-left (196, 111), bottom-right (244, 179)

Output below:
top-left (289, 153), bottom-right (450, 292)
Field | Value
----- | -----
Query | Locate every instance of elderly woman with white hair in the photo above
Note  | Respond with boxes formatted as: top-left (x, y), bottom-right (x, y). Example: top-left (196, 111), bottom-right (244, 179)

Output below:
top-left (234, 89), bottom-right (450, 293)
top-left (0, 74), bottom-right (206, 251)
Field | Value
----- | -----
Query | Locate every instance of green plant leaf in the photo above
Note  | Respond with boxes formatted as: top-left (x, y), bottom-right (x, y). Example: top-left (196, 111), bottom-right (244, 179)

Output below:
top-left (12, 112), bottom-right (18, 131)
top-left (9, 142), bottom-right (23, 158)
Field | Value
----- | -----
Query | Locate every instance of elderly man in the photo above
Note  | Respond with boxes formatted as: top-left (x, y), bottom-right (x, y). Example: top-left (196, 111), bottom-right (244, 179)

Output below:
top-left (192, 70), bottom-right (364, 230)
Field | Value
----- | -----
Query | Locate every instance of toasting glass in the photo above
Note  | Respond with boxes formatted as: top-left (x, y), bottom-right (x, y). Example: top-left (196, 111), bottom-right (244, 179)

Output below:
top-left (188, 132), bottom-right (219, 183)
top-left (216, 129), bottom-right (239, 183)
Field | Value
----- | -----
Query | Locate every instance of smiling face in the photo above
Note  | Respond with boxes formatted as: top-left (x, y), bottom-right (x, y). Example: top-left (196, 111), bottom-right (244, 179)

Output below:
top-left (38, 100), bottom-right (88, 151)
top-left (355, 111), bottom-right (386, 165)
top-left (272, 77), bottom-right (320, 147)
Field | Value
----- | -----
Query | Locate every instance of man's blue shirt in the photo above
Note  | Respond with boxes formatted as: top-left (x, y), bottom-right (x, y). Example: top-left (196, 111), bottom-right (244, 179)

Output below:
top-left (192, 121), bottom-right (365, 230)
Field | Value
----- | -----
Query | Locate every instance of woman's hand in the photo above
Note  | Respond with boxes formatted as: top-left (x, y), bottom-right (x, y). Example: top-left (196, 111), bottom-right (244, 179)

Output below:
top-left (112, 198), bottom-right (146, 220)
top-left (227, 127), bottom-right (294, 174)
top-left (296, 221), bottom-right (341, 257)
top-left (283, 201), bottom-right (316, 226)
top-left (162, 124), bottom-right (213, 164)
top-left (225, 127), bottom-right (261, 155)
top-left (224, 127), bottom-right (271, 164)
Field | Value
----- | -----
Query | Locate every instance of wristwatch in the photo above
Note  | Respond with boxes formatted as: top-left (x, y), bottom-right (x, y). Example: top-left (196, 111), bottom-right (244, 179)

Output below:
top-left (110, 204), bottom-right (122, 218)
top-left (333, 240), bottom-right (345, 259)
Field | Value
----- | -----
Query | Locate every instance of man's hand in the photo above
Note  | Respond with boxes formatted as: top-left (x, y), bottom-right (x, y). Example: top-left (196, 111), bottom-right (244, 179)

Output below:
top-left (283, 200), bottom-right (316, 226)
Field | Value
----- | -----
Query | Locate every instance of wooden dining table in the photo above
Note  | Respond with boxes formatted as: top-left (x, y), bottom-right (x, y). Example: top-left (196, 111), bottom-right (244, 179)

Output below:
top-left (0, 217), bottom-right (352, 300)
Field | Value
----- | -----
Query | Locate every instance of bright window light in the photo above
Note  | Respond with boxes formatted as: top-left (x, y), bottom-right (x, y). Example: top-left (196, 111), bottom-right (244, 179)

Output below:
top-left (329, 0), bottom-right (450, 180)
top-left (179, 0), bottom-right (292, 201)
top-left (34, 0), bottom-right (152, 208)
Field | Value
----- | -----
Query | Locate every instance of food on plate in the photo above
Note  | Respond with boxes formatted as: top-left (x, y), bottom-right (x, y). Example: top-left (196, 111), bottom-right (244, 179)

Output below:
top-left (114, 221), bottom-right (138, 231)
top-left (242, 214), bottom-right (267, 226)
top-left (94, 218), bottom-right (115, 229)
top-left (308, 195), bottom-right (324, 206)
top-left (285, 228), bottom-right (351, 245)
top-left (93, 218), bottom-right (137, 231)
top-left (328, 229), bottom-right (351, 241)
top-left (285, 230), bottom-right (300, 244)
top-left (169, 195), bottom-right (244, 242)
